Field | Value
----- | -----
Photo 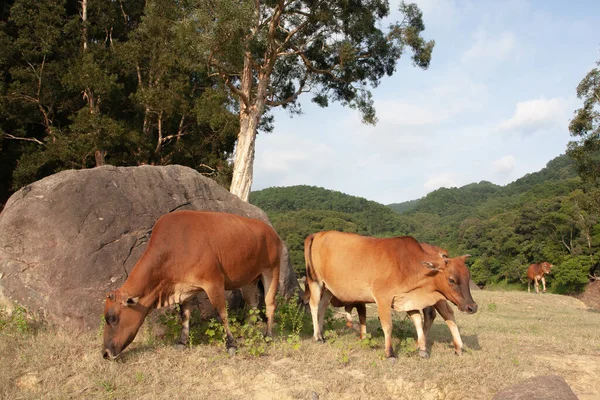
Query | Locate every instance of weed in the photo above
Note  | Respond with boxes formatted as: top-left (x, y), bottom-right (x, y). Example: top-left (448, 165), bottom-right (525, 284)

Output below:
top-left (97, 315), bottom-right (106, 337)
top-left (158, 305), bottom-right (182, 343)
top-left (339, 348), bottom-right (350, 364)
top-left (0, 305), bottom-right (35, 335)
top-left (359, 333), bottom-right (378, 349)
top-left (276, 294), bottom-right (307, 336)
top-left (204, 317), bottom-right (226, 346)
top-left (488, 302), bottom-right (497, 312)
top-left (98, 380), bottom-right (115, 393)
top-left (398, 337), bottom-right (417, 356)
top-left (324, 329), bottom-right (338, 343)
top-left (135, 371), bottom-right (145, 383)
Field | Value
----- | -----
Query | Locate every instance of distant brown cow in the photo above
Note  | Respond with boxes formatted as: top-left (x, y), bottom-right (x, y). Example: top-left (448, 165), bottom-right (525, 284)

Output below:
top-left (102, 211), bottom-right (282, 360)
top-left (303, 242), bottom-right (466, 357)
top-left (527, 262), bottom-right (553, 294)
top-left (304, 231), bottom-right (477, 360)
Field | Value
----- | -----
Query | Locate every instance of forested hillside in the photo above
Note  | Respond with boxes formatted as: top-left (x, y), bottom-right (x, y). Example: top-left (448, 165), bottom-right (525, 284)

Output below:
top-left (251, 155), bottom-right (600, 293)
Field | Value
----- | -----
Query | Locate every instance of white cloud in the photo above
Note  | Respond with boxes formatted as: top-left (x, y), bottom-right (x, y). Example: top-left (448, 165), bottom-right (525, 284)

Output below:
top-left (424, 175), bottom-right (456, 191)
top-left (498, 97), bottom-right (569, 134)
top-left (462, 31), bottom-right (516, 63)
top-left (493, 155), bottom-right (516, 173)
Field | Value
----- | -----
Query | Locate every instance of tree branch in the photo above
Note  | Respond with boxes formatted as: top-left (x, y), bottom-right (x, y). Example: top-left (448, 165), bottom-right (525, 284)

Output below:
top-left (265, 78), bottom-right (310, 107)
top-left (2, 133), bottom-right (46, 146)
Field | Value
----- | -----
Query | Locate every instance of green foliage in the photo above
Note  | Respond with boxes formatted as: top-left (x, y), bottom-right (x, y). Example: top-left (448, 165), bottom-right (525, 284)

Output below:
top-left (0, 0), bottom-right (236, 204)
top-left (552, 256), bottom-right (593, 294)
top-left (359, 333), bottom-right (378, 349)
top-left (276, 294), bottom-right (311, 350)
top-left (567, 58), bottom-right (600, 186)
top-left (158, 305), bottom-right (183, 344)
top-left (0, 305), bottom-right (35, 336)
top-left (398, 337), bottom-right (418, 356)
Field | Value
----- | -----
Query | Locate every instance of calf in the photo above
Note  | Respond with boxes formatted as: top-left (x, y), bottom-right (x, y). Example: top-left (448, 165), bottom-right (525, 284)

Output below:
top-left (527, 262), bottom-right (553, 293)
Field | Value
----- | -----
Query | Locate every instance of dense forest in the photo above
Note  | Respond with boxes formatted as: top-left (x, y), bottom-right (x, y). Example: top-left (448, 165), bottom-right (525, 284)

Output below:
top-left (251, 154), bottom-right (600, 294)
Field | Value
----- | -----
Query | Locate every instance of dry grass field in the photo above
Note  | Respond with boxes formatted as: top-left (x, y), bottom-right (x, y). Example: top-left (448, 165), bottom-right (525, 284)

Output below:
top-left (1, 289), bottom-right (599, 400)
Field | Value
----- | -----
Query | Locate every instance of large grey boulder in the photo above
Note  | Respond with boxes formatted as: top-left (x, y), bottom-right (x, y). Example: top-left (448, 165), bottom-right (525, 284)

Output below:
top-left (492, 375), bottom-right (578, 400)
top-left (0, 165), bottom-right (298, 330)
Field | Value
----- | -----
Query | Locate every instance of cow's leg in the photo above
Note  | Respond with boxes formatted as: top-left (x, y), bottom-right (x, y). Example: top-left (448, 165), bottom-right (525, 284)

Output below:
top-left (241, 282), bottom-right (259, 309)
top-left (528, 279), bottom-right (531, 293)
top-left (408, 310), bottom-right (428, 358)
top-left (541, 276), bottom-right (547, 293)
top-left (178, 301), bottom-right (194, 346)
top-left (317, 289), bottom-right (333, 339)
top-left (204, 284), bottom-right (236, 355)
top-left (260, 267), bottom-right (279, 337)
top-left (376, 299), bottom-right (395, 360)
top-left (534, 277), bottom-right (540, 294)
top-left (356, 303), bottom-right (367, 340)
top-left (434, 300), bottom-right (463, 355)
top-left (423, 306), bottom-right (436, 343)
top-left (308, 280), bottom-right (325, 342)
top-left (344, 305), bottom-right (354, 329)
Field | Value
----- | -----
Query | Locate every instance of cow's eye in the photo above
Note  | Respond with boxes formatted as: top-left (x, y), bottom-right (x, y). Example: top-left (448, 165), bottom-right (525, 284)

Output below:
top-left (448, 278), bottom-right (457, 285)
top-left (105, 314), bottom-right (118, 326)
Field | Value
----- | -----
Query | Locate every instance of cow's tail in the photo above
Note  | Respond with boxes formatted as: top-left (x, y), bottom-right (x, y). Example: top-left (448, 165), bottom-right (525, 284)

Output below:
top-left (302, 234), bottom-right (316, 304)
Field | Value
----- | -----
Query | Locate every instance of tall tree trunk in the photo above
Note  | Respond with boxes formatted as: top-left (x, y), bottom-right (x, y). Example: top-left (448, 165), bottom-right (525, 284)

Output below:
top-left (230, 111), bottom-right (260, 201)
top-left (81, 0), bottom-right (88, 51)
top-left (229, 40), bottom-right (273, 201)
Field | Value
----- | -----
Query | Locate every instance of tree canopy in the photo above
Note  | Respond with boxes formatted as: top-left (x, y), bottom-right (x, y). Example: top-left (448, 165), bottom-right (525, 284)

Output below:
top-left (185, 0), bottom-right (435, 200)
top-left (567, 56), bottom-right (600, 186)
top-left (0, 0), bottom-right (237, 206)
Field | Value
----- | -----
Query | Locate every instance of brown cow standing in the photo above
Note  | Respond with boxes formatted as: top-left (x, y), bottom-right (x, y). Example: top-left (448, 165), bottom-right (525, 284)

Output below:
top-left (527, 262), bottom-right (553, 294)
top-left (102, 211), bottom-right (282, 360)
top-left (305, 231), bottom-right (477, 360)
top-left (303, 242), bottom-right (466, 357)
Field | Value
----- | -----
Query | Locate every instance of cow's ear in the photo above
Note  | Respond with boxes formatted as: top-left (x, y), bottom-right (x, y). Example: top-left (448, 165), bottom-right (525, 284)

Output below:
top-left (421, 260), bottom-right (445, 272)
top-left (460, 254), bottom-right (471, 261)
top-left (124, 296), bottom-right (139, 307)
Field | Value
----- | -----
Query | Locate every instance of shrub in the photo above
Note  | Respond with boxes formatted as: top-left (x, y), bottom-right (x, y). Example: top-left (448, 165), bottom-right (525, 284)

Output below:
top-left (551, 256), bottom-right (593, 294)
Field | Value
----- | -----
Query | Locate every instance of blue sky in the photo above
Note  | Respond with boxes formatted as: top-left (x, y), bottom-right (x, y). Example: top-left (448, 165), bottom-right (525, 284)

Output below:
top-left (252, 0), bottom-right (600, 205)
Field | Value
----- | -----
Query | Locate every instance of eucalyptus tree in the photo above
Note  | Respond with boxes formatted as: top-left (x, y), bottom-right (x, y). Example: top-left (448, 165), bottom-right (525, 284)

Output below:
top-left (568, 57), bottom-right (600, 186)
top-left (187, 0), bottom-right (434, 200)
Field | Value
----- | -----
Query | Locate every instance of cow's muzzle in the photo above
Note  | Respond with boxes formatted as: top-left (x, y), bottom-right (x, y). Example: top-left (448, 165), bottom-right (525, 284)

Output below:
top-left (465, 303), bottom-right (478, 314)
top-left (103, 348), bottom-right (117, 361)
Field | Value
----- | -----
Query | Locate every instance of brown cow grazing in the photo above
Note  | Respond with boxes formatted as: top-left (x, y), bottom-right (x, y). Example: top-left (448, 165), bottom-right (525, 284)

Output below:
top-left (102, 210), bottom-right (282, 360)
top-left (303, 242), bottom-right (466, 357)
top-left (527, 262), bottom-right (553, 294)
top-left (304, 231), bottom-right (477, 361)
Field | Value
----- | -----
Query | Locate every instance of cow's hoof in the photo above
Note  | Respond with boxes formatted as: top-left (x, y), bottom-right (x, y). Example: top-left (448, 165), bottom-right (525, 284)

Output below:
top-left (387, 356), bottom-right (397, 364)
top-left (419, 350), bottom-right (430, 359)
top-left (175, 343), bottom-right (187, 350)
top-left (227, 347), bottom-right (237, 357)
top-left (316, 338), bottom-right (325, 344)
top-left (454, 350), bottom-right (463, 356)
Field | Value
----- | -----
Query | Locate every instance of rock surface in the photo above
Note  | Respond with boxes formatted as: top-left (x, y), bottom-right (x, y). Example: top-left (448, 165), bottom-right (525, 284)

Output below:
top-left (0, 165), bottom-right (298, 330)
top-left (492, 375), bottom-right (578, 400)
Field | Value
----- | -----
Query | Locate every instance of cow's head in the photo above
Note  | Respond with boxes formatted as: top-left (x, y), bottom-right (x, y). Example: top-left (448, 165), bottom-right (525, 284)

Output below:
top-left (102, 290), bottom-right (149, 360)
top-left (422, 255), bottom-right (478, 314)
top-left (541, 262), bottom-right (553, 274)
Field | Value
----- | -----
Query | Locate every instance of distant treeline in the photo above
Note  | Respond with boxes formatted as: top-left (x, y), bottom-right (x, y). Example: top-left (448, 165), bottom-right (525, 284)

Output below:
top-left (251, 155), bottom-right (600, 294)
